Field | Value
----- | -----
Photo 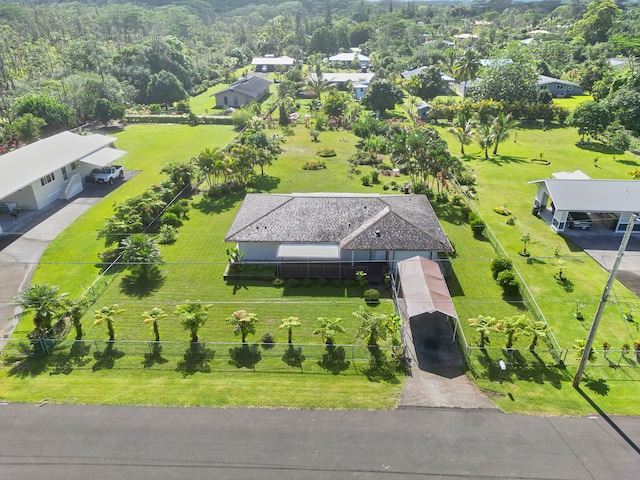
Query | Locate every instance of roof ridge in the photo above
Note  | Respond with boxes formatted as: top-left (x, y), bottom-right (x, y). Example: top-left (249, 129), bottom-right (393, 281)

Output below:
top-left (339, 205), bottom-right (389, 248)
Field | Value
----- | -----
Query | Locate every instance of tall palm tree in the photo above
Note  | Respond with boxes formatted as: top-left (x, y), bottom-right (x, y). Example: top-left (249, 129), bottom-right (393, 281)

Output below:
top-left (12, 284), bottom-right (68, 335)
top-left (279, 316), bottom-right (301, 344)
top-left (476, 123), bottom-right (494, 159)
top-left (142, 307), bottom-right (167, 342)
top-left (527, 319), bottom-right (549, 351)
top-left (353, 307), bottom-right (388, 347)
top-left (448, 113), bottom-right (475, 155)
top-left (94, 304), bottom-right (124, 341)
top-left (490, 112), bottom-right (519, 155)
top-left (305, 71), bottom-right (335, 98)
top-left (453, 49), bottom-right (480, 97)
top-left (313, 317), bottom-right (346, 345)
top-left (176, 302), bottom-right (208, 343)
top-left (226, 309), bottom-right (258, 343)
top-left (501, 314), bottom-right (527, 349)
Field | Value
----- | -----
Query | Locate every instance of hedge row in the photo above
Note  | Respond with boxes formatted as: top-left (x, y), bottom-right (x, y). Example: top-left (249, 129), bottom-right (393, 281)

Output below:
top-left (125, 114), bottom-right (233, 125)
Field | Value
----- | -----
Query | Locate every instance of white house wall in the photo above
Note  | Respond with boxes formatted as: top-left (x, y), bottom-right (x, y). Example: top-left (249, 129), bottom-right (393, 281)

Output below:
top-left (238, 242), bottom-right (279, 261)
top-left (2, 186), bottom-right (38, 211)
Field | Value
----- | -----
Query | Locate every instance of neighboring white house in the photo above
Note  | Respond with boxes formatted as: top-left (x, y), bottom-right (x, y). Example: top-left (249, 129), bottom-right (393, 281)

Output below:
top-left (0, 131), bottom-right (127, 211)
top-left (530, 177), bottom-right (640, 233)
top-left (250, 55), bottom-right (296, 72)
top-left (225, 193), bottom-right (453, 278)
top-left (328, 52), bottom-right (371, 69)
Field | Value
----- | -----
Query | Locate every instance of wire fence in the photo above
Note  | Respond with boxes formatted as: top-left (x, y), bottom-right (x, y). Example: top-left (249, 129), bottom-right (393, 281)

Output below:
top-left (0, 338), bottom-right (405, 376)
top-left (449, 177), bottom-right (564, 362)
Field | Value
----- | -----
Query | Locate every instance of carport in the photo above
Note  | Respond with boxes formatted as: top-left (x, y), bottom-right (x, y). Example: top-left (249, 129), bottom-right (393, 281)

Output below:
top-left (530, 177), bottom-right (640, 233)
top-left (395, 256), bottom-right (461, 372)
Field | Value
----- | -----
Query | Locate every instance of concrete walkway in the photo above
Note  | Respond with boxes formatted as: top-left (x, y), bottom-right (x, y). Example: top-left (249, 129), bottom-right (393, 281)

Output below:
top-left (0, 197), bottom-right (101, 340)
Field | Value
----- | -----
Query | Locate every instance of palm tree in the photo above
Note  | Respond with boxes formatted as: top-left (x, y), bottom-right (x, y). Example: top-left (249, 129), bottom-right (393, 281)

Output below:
top-left (501, 314), bottom-right (527, 349)
top-left (453, 49), bottom-right (480, 97)
top-left (353, 307), bottom-right (388, 347)
top-left (61, 297), bottom-right (87, 340)
top-left (305, 69), bottom-right (335, 98)
top-left (468, 315), bottom-right (498, 347)
top-left (142, 307), bottom-right (167, 342)
top-left (227, 309), bottom-right (258, 343)
top-left (476, 123), bottom-right (494, 159)
top-left (279, 316), bottom-right (301, 344)
top-left (12, 284), bottom-right (69, 335)
top-left (313, 317), bottom-right (346, 345)
top-left (120, 233), bottom-right (164, 279)
top-left (527, 319), bottom-right (549, 351)
top-left (176, 302), bottom-right (208, 343)
top-left (490, 112), bottom-right (519, 155)
top-left (448, 114), bottom-right (475, 155)
top-left (93, 304), bottom-right (124, 341)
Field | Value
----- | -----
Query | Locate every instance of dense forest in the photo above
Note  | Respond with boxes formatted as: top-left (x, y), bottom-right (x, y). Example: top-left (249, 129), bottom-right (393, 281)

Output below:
top-left (0, 0), bottom-right (639, 143)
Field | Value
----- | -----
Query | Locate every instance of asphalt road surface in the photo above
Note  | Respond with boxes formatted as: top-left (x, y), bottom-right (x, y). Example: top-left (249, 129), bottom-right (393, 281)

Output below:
top-left (1, 403), bottom-right (639, 479)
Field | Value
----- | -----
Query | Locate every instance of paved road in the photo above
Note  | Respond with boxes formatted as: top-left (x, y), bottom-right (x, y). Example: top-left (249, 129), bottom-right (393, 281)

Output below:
top-left (1, 403), bottom-right (639, 479)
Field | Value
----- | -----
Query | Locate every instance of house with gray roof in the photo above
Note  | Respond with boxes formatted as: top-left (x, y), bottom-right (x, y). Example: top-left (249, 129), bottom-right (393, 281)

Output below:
top-left (213, 75), bottom-right (272, 108)
top-left (225, 193), bottom-right (452, 279)
top-left (537, 75), bottom-right (582, 98)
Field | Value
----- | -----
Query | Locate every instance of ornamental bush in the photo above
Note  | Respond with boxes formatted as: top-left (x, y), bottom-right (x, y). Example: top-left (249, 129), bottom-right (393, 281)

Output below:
top-left (363, 288), bottom-right (380, 303)
top-left (490, 256), bottom-right (513, 279)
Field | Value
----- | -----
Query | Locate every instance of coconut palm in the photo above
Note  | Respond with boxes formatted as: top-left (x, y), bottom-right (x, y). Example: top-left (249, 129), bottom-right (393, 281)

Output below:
top-left (93, 304), bottom-right (124, 341)
top-left (476, 123), bottom-right (494, 159)
top-left (279, 316), bottom-right (301, 344)
top-left (227, 309), bottom-right (258, 343)
top-left (468, 315), bottom-right (499, 347)
top-left (12, 284), bottom-right (69, 335)
top-left (453, 49), bottom-right (480, 97)
top-left (305, 72), bottom-right (335, 98)
top-left (142, 307), bottom-right (168, 342)
top-left (313, 317), bottom-right (346, 345)
top-left (490, 112), bottom-right (519, 155)
top-left (176, 302), bottom-right (208, 343)
top-left (448, 114), bottom-right (475, 155)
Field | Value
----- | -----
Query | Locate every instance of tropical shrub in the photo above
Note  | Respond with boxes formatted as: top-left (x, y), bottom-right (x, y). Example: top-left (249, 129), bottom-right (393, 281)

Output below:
top-left (316, 147), bottom-right (336, 157)
top-left (363, 288), bottom-right (380, 304)
top-left (493, 205), bottom-right (511, 216)
top-left (302, 160), bottom-right (326, 170)
top-left (469, 211), bottom-right (486, 236)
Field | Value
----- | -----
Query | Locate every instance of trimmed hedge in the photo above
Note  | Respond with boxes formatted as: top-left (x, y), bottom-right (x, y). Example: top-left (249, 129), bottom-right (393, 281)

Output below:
top-left (125, 114), bottom-right (233, 125)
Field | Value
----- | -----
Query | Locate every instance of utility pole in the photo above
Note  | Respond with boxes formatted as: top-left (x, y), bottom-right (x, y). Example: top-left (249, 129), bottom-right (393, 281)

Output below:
top-left (573, 214), bottom-right (637, 388)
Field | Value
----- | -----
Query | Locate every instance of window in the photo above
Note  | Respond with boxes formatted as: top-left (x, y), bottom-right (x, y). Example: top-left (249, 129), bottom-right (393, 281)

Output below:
top-left (223, 96), bottom-right (228, 106)
top-left (61, 166), bottom-right (68, 181)
top-left (40, 173), bottom-right (55, 186)
top-left (233, 96), bottom-right (239, 106)
top-left (556, 85), bottom-right (564, 90)
top-left (567, 85), bottom-right (573, 91)
top-left (70, 161), bottom-right (79, 170)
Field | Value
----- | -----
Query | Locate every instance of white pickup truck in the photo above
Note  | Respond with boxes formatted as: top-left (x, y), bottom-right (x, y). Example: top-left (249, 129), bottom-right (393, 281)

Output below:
top-left (91, 165), bottom-right (125, 185)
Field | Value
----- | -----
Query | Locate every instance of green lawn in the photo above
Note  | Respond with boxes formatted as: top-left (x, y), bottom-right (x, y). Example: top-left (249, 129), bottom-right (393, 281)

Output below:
top-left (3, 118), bottom-right (640, 415)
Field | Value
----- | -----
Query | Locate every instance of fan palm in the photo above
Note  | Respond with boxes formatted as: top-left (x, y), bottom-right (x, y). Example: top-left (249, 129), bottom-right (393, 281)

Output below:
top-left (142, 307), bottom-right (168, 342)
top-left (12, 284), bottom-right (68, 335)
top-left (279, 316), bottom-right (301, 344)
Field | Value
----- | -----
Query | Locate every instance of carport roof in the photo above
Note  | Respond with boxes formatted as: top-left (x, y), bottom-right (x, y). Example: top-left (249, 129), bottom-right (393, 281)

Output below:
top-left (397, 256), bottom-right (457, 319)
top-left (529, 178), bottom-right (640, 213)
top-left (0, 131), bottom-right (120, 200)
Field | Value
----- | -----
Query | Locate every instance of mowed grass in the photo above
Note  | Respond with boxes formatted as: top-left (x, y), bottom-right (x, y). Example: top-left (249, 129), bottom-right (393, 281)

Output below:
top-left (2, 123), bottom-right (403, 409)
top-left (434, 121), bottom-right (640, 415)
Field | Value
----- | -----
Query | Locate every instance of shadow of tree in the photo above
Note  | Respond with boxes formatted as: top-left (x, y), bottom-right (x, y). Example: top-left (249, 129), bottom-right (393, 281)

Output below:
top-left (92, 342), bottom-right (125, 371)
top-left (556, 276), bottom-right (574, 293)
top-left (282, 345), bottom-right (305, 370)
top-left (120, 266), bottom-right (165, 298)
top-left (249, 175), bottom-right (281, 192)
top-left (584, 377), bottom-right (610, 396)
top-left (51, 341), bottom-right (92, 375)
top-left (317, 344), bottom-right (351, 375)
top-left (191, 191), bottom-right (244, 215)
top-left (176, 342), bottom-right (215, 376)
top-left (616, 158), bottom-right (639, 166)
top-left (7, 342), bottom-right (50, 378)
top-left (575, 141), bottom-right (618, 154)
top-left (228, 343), bottom-right (262, 369)
top-left (143, 342), bottom-right (169, 368)
top-left (526, 257), bottom-right (546, 265)
top-left (362, 346), bottom-right (401, 384)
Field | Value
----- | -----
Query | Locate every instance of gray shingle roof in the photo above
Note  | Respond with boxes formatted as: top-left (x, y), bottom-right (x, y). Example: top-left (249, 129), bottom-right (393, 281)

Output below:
top-left (225, 193), bottom-right (452, 252)
top-left (215, 76), bottom-right (272, 98)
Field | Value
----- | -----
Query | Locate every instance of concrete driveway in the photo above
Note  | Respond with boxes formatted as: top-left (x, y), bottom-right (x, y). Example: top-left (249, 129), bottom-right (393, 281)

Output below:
top-left (563, 228), bottom-right (640, 297)
top-left (400, 313), bottom-right (496, 409)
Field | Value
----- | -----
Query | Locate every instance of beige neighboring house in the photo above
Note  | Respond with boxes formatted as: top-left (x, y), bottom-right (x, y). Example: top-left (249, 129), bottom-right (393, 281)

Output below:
top-left (0, 131), bottom-right (126, 212)
top-left (328, 52), bottom-right (371, 70)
